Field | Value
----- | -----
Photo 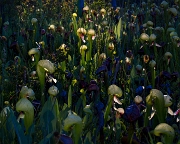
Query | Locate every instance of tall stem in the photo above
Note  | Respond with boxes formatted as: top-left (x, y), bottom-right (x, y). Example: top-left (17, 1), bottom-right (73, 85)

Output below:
top-left (104, 96), bottom-right (113, 125)
top-left (127, 123), bottom-right (135, 144)
top-left (151, 67), bottom-right (155, 88)
top-left (37, 65), bottom-right (46, 105)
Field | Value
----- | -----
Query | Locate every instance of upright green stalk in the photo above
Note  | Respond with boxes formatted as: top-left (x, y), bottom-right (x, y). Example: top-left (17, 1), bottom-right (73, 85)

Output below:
top-left (37, 60), bottom-right (55, 105)
top-left (127, 124), bottom-right (135, 144)
top-left (151, 67), bottom-right (155, 88)
top-left (144, 104), bottom-right (152, 127)
top-left (80, 45), bottom-right (87, 67)
top-left (104, 96), bottom-right (113, 124)
top-left (68, 85), bottom-right (72, 109)
top-left (87, 36), bottom-right (92, 61)
top-left (149, 60), bottom-right (156, 88)
top-left (87, 29), bottom-right (95, 62)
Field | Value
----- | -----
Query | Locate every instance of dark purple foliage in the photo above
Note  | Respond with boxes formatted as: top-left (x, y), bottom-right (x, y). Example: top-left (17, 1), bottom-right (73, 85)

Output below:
top-left (95, 101), bottom-right (104, 111)
top-left (65, 70), bottom-right (73, 81)
top-left (79, 80), bottom-right (88, 89)
top-left (123, 104), bottom-right (141, 123)
top-left (126, 50), bottom-right (133, 58)
top-left (135, 86), bottom-right (144, 95)
top-left (111, 0), bottom-right (117, 9)
top-left (95, 65), bottom-right (108, 75)
top-left (87, 80), bottom-right (99, 92)
top-left (10, 41), bottom-right (19, 54)
top-left (102, 57), bottom-right (112, 70)
top-left (60, 134), bottom-right (74, 144)
top-left (41, 29), bottom-right (46, 35)
top-left (146, 85), bottom-right (152, 91)
top-left (137, 48), bottom-right (145, 56)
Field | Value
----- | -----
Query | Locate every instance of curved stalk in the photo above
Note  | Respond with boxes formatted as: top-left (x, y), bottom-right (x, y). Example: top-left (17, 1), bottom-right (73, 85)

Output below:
top-left (146, 89), bottom-right (165, 123)
top-left (104, 85), bottom-right (123, 124)
top-left (80, 45), bottom-right (87, 67)
top-left (16, 98), bottom-right (34, 133)
top-left (144, 104), bottom-right (152, 127)
top-left (104, 96), bottom-right (113, 124)
top-left (37, 60), bottom-right (55, 105)
top-left (40, 86), bottom-right (60, 136)
top-left (127, 123), bottom-right (135, 144)
top-left (153, 123), bottom-right (175, 144)
top-left (63, 111), bottom-right (82, 144)
top-left (28, 48), bottom-right (40, 67)
top-left (83, 105), bottom-right (92, 130)
top-left (87, 35), bottom-right (92, 62)
top-left (68, 85), bottom-right (72, 109)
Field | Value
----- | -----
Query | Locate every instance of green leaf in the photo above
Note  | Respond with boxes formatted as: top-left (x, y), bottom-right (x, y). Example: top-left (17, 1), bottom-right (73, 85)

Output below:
top-left (42, 110), bottom-right (55, 126)
top-left (117, 18), bottom-right (122, 40)
top-left (75, 98), bottom-right (83, 116)
top-left (39, 97), bottom-right (58, 135)
top-left (84, 132), bottom-right (93, 144)
top-left (39, 131), bottom-right (55, 144)
top-left (72, 122), bottom-right (83, 144)
top-left (68, 85), bottom-right (72, 108)
top-left (59, 103), bottom-right (69, 121)
top-left (130, 65), bottom-right (136, 79)
top-left (115, 119), bottom-right (123, 141)
top-left (8, 109), bottom-right (28, 144)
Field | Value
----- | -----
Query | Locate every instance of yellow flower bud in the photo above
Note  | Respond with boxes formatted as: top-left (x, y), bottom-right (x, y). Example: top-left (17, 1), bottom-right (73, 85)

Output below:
top-left (80, 45), bottom-right (87, 53)
top-left (99, 53), bottom-right (106, 61)
top-left (77, 28), bottom-right (86, 37)
top-left (72, 13), bottom-right (77, 17)
top-left (100, 8), bottom-right (106, 15)
top-left (72, 79), bottom-right (77, 86)
top-left (31, 18), bottom-right (38, 24)
top-left (108, 43), bottom-right (114, 50)
top-left (87, 29), bottom-right (95, 36)
top-left (113, 51), bottom-right (116, 55)
top-left (39, 41), bottom-right (45, 48)
top-left (49, 24), bottom-right (56, 31)
top-left (83, 6), bottom-right (89, 11)
top-left (4, 101), bottom-right (9, 105)
top-left (140, 33), bottom-right (149, 42)
top-left (80, 89), bottom-right (84, 93)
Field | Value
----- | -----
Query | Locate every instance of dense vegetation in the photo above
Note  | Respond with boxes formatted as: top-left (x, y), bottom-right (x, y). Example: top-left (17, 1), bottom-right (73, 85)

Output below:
top-left (0, 0), bottom-right (180, 144)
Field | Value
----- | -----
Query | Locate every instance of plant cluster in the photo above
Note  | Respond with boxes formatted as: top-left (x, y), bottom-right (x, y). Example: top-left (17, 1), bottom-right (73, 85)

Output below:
top-left (0, 0), bottom-right (180, 144)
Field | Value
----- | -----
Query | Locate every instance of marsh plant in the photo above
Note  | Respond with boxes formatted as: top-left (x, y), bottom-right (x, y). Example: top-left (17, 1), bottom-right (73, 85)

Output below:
top-left (0, 0), bottom-right (180, 144)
